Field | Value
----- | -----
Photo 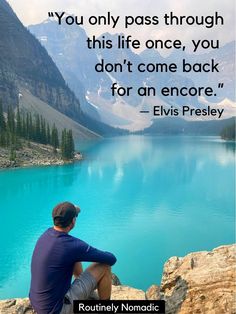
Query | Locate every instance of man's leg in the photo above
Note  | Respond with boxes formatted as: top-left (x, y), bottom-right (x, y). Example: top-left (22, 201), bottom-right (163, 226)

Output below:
top-left (73, 262), bottom-right (83, 278)
top-left (73, 262), bottom-right (99, 300)
top-left (86, 263), bottom-right (112, 300)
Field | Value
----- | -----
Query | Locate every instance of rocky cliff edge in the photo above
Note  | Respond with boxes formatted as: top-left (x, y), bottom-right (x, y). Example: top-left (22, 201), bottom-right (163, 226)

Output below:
top-left (0, 244), bottom-right (235, 314)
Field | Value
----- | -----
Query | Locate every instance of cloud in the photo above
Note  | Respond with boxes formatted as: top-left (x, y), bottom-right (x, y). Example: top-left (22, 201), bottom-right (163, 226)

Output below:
top-left (8, 0), bottom-right (235, 54)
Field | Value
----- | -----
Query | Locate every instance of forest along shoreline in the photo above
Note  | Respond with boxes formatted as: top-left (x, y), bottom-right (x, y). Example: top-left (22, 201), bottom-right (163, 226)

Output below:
top-left (0, 141), bottom-right (82, 170)
top-left (0, 104), bottom-right (81, 170)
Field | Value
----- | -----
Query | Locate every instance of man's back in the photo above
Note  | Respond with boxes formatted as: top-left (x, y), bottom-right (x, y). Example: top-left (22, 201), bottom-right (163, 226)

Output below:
top-left (29, 228), bottom-right (116, 314)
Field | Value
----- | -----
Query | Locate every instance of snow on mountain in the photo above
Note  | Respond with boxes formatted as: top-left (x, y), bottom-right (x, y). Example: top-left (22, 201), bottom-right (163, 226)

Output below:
top-left (29, 20), bottom-right (236, 131)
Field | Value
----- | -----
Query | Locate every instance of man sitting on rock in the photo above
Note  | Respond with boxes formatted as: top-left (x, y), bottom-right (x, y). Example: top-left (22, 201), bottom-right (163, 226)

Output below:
top-left (29, 201), bottom-right (117, 314)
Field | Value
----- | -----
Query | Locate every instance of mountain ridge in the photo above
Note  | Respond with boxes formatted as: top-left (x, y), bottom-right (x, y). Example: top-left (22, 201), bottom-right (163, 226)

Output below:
top-left (0, 0), bottom-right (127, 138)
top-left (29, 19), bottom-right (235, 131)
top-left (0, 0), bottom-right (80, 118)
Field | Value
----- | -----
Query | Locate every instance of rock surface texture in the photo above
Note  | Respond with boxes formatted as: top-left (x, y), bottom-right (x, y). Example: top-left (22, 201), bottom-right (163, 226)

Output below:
top-left (0, 143), bottom-right (82, 169)
top-left (0, 244), bottom-right (235, 314)
top-left (160, 244), bottom-right (236, 314)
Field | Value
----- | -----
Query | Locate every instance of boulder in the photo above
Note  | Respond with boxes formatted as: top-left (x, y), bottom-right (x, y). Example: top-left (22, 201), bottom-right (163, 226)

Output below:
top-left (146, 285), bottom-right (160, 300)
top-left (111, 285), bottom-right (146, 300)
top-left (1, 244), bottom-right (235, 314)
top-left (160, 244), bottom-right (236, 314)
top-left (0, 298), bottom-right (34, 314)
top-left (112, 273), bottom-right (121, 286)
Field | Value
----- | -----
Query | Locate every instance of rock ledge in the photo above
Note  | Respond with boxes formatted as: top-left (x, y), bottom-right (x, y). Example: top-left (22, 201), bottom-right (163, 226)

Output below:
top-left (0, 244), bottom-right (235, 314)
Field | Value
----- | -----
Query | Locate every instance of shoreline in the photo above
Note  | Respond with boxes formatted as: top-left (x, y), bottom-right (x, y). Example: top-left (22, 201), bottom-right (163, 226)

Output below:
top-left (0, 142), bottom-right (82, 170)
top-left (0, 244), bottom-right (235, 313)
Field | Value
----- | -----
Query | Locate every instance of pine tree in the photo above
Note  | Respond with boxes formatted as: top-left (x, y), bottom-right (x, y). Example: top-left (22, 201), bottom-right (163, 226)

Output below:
top-left (46, 123), bottom-right (51, 144)
top-left (0, 101), bottom-right (6, 147)
top-left (22, 114), bottom-right (26, 138)
top-left (35, 114), bottom-right (41, 142)
top-left (25, 113), bottom-right (30, 139)
top-left (0, 131), bottom-right (6, 147)
top-left (16, 106), bottom-right (22, 136)
top-left (9, 146), bottom-right (16, 162)
top-left (29, 113), bottom-right (33, 140)
top-left (40, 116), bottom-right (47, 144)
top-left (220, 123), bottom-right (236, 140)
top-left (0, 101), bottom-right (6, 132)
top-left (67, 130), bottom-right (75, 159)
top-left (51, 124), bottom-right (59, 152)
top-left (7, 105), bottom-right (15, 134)
top-left (0, 103), bottom-right (76, 157)
top-left (61, 129), bottom-right (75, 160)
top-left (61, 129), bottom-right (67, 159)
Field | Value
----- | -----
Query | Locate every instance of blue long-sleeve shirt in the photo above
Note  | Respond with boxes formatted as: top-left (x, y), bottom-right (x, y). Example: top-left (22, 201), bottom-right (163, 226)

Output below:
top-left (29, 228), bottom-right (116, 314)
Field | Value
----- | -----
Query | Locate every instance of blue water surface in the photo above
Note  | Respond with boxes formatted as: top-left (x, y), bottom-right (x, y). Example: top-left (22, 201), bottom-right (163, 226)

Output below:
top-left (0, 136), bottom-right (235, 298)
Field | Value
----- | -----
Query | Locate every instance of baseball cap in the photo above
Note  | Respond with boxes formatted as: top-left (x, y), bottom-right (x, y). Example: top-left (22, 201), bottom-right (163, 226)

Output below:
top-left (52, 202), bottom-right (80, 226)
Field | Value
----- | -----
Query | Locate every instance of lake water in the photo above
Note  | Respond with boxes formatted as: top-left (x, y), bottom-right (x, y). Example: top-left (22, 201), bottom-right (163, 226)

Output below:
top-left (0, 136), bottom-right (235, 299)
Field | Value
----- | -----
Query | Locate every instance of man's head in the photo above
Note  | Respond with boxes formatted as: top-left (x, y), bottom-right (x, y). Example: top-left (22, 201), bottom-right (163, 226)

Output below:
top-left (52, 202), bottom-right (80, 230)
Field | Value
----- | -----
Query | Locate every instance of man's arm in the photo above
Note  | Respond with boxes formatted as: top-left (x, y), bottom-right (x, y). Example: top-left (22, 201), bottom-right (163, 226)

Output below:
top-left (76, 242), bottom-right (117, 266)
top-left (83, 246), bottom-right (117, 266)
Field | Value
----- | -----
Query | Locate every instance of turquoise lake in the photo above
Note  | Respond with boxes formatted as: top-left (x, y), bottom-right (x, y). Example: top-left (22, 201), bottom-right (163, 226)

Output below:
top-left (0, 136), bottom-right (235, 299)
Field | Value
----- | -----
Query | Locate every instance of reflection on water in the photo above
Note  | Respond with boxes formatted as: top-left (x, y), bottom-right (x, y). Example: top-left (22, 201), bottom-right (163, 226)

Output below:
top-left (224, 141), bottom-right (236, 154)
top-left (0, 136), bottom-right (235, 298)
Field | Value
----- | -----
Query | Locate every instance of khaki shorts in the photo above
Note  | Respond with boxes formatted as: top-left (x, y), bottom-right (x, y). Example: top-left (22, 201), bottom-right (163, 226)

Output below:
top-left (60, 270), bottom-right (97, 314)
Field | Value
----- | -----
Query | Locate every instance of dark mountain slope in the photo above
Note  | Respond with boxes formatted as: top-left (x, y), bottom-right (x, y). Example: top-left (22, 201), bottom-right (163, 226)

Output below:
top-left (138, 117), bottom-right (236, 136)
top-left (0, 0), bottom-right (125, 136)
top-left (0, 0), bottom-right (80, 119)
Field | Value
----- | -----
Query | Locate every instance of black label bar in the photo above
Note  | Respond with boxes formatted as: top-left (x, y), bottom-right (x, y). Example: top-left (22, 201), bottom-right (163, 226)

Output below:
top-left (73, 300), bottom-right (165, 313)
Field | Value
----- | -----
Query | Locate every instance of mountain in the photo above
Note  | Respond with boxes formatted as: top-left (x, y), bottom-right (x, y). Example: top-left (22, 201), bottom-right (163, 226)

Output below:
top-left (138, 117), bottom-right (236, 136)
top-left (0, 1), bottom-right (81, 116)
top-left (166, 41), bottom-right (235, 102)
top-left (29, 19), bottom-right (235, 132)
top-left (139, 49), bottom-right (198, 108)
top-left (0, 0), bottom-right (121, 139)
top-left (28, 22), bottom-right (155, 130)
top-left (28, 22), bottom-right (115, 123)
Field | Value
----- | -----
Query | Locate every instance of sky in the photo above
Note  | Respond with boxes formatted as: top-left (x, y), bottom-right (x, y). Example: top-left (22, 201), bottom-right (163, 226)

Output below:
top-left (8, 0), bottom-right (236, 54)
